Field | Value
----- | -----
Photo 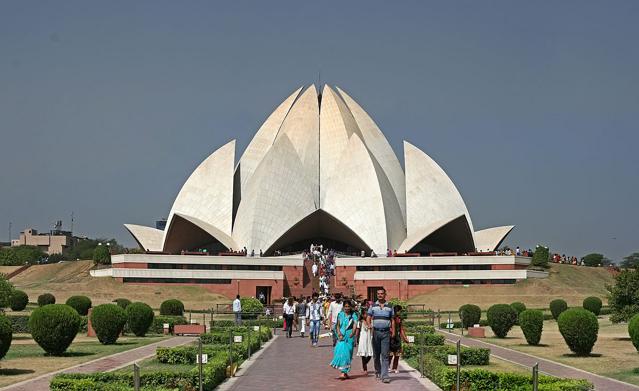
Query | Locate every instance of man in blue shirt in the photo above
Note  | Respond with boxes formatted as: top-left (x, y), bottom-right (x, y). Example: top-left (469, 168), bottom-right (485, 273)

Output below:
top-left (367, 287), bottom-right (395, 383)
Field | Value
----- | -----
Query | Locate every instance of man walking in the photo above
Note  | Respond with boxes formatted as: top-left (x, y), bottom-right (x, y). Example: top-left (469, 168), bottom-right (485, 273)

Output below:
top-left (368, 287), bottom-right (395, 383)
top-left (327, 293), bottom-right (343, 347)
top-left (232, 294), bottom-right (242, 325)
top-left (296, 297), bottom-right (307, 338)
top-left (306, 292), bottom-right (322, 346)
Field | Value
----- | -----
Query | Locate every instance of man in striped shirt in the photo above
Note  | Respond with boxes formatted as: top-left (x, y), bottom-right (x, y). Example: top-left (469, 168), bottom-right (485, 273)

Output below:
top-left (367, 287), bottom-right (395, 383)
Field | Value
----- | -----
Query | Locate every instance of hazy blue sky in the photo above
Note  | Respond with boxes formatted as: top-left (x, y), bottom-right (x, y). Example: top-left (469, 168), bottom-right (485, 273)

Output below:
top-left (1, 1), bottom-right (638, 261)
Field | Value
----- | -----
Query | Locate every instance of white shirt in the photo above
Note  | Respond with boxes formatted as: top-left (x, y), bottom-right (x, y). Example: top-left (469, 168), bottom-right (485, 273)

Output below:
top-left (232, 298), bottom-right (241, 313)
top-left (312, 264), bottom-right (318, 274)
top-left (283, 302), bottom-right (295, 315)
top-left (307, 301), bottom-right (323, 321)
top-left (327, 301), bottom-right (343, 324)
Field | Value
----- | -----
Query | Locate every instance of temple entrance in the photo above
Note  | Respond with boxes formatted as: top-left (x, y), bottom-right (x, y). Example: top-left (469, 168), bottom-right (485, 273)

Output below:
top-left (264, 209), bottom-right (371, 256)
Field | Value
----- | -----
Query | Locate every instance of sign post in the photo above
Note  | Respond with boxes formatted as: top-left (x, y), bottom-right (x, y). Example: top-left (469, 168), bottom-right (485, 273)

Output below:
top-left (198, 338), bottom-right (203, 391)
top-left (456, 339), bottom-right (461, 391)
top-left (532, 362), bottom-right (539, 391)
top-left (133, 362), bottom-right (140, 391)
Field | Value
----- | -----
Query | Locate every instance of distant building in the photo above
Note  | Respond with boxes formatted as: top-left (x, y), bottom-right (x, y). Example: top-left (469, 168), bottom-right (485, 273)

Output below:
top-left (11, 228), bottom-right (73, 254)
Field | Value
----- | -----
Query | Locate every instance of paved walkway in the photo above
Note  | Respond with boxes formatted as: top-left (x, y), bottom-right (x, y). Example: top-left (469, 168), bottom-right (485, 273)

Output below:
top-left (438, 329), bottom-right (639, 391)
top-left (2, 336), bottom-right (196, 391)
top-left (222, 329), bottom-right (436, 391)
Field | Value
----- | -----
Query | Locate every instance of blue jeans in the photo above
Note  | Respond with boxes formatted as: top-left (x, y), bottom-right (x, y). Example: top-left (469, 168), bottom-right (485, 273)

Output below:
top-left (373, 329), bottom-right (390, 380)
top-left (310, 319), bottom-right (321, 344)
top-left (234, 312), bottom-right (242, 325)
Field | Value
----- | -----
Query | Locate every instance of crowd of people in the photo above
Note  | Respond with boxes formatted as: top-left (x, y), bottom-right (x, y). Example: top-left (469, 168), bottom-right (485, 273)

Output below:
top-left (280, 289), bottom-right (409, 383)
top-left (304, 244), bottom-right (337, 296)
top-left (552, 253), bottom-right (584, 265)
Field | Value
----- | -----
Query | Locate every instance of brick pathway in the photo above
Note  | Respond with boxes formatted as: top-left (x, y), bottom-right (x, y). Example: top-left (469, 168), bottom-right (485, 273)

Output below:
top-left (223, 329), bottom-right (435, 391)
top-left (438, 329), bottom-right (639, 391)
top-left (2, 336), bottom-right (196, 391)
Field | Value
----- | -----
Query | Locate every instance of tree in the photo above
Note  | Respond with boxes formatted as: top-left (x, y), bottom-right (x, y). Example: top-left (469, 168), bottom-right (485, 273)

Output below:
top-left (621, 253), bottom-right (639, 269)
top-left (608, 268), bottom-right (639, 323)
top-left (582, 253), bottom-right (612, 267)
top-left (0, 246), bottom-right (45, 266)
top-left (92, 245), bottom-right (111, 265)
top-left (530, 245), bottom-right (550, 269)
top-left (0, 276), bottom-right (14, 308)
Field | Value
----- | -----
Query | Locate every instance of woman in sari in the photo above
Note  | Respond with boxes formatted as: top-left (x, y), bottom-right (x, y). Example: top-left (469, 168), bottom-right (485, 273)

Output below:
top-left (330, 300), bottom-right (358, 379)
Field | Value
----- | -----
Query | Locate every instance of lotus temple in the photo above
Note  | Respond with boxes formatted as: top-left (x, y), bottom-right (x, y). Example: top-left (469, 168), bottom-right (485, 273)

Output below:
top-left (94, 85), bottom-right (544, 301)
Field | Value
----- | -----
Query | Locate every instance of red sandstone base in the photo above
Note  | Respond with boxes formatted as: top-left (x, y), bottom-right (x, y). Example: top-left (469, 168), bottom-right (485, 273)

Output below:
top-left (174, 324), bottom-right (206, 336)
top-left (467, 327), bottom-right (485, 338)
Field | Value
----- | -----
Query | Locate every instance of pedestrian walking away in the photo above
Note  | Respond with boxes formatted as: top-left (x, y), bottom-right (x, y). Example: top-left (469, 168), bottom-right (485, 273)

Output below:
top-left (297, 297), bottom-right (307, 338)
top-left (389, 304), bottom-right (410, 373)
top-left (330, 299), bottom-right (359, 380)
top-left (232, 294), bottom-right (242, 325)
top-left (283, 297), bottom-right (296, 338)
top-left (356, 305), bottom-right (374, 375)
top-left (368, 287), bottom-right (394, 383)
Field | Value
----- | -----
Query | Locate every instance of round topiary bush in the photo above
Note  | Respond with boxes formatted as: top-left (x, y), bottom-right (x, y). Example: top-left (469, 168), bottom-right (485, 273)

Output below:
top-left (28, 304), bottom-right (81, 355)
top-left (510, 302), bottom-right (527, 325)
top-left (90, 304), bottom-right (127, 345)
top-left (65, 296), bottom-right (92, 316)
top-left (628, 314), bottom-right (639, 353)
top-left (9, 290), bottom-right (29, 311)
top-left (240, 297), bottom-right (264, 319)
top-left (550, 299), bottom-right (568, 320)
top-left (160, 299), bottom-right (184, 316)
top-left (487, 304), bottom-right (518, 338)
top-left (583, 296), bottom-right (603, 316)
top-left (519, 309), bottom-right (544, 345)
top-left (0, 315), bottom-right (12, 360)
top-left (126, 302), bottom-right (154, 337)
top-left (37, 293), bottom-right (56, 307)
top-left (459, 304), bottom-right (482, 328)
top-left (113, 298), bottom-right (132, 309)
top-left (557, 308), bottom-right (599, 356)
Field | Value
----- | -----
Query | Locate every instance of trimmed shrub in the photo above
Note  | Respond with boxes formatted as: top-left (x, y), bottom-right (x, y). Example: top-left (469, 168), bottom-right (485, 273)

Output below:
top-left (583, 297), bottom-right (602, 316)
top-left (8, 314), bottom-right (30, 333)
top-left (29, 304), bottom-right (81, 355)
top-left (9, 290), bottom-right (28, 311)
top-left (126, 302), bottom-right (154, 337)
top-left (550, 299), bottom-right (568, 320)
top-left (628, 314), bottom-right (639, 352)
top-left (487, 304), bottom-right (517, 338)
top-left (91, 304), bottom-right (127, 344)
top-left (38, 293), bottom-right (56, 306)
top-left (459, 304), bottom-right (482, 328)
top-left (160, 299), bottom-right (184, 316)
top-left (0, 315), bottom-right (12, 360)
top-left (531, 245), bottom-right (550, 268)
top-left (66, 296), bottom-right (92, 316)
top-left (427, 345), bottom-right (490, 365)
top-left (0, 276), bottom-right (13, 308)
top-left (510, 302), bottom-right (526, 316)
top-left (147, 315), bottom-right (188, 334)
top-left (519, 309), bottom-right (544, 345)
top-left (557, 308), bottom-right (599, 356)
top-left (113, 298), bottom-right (132, 310)
top-left (240, 297), bottom-right (263, 319)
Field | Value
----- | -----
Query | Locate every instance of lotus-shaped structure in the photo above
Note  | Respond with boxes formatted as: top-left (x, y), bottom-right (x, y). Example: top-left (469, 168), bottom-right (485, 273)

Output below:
top-left (125, 85), bottom-right (513, 256)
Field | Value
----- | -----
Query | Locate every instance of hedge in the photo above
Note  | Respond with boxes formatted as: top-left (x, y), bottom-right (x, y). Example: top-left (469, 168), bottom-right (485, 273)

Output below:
top-left (583, 297), bottom-right (603, 316)
top-left (9, 290), bottom-right (29, 311)
top-left (159, 299), bottom-right (184, 316)
top-left (404, 324), bottom-right (435, 334)
top-left (440, 320), bottom-right (488, 329)
top-left (29, 304), bottom-right (81, 355)
top-left (459, 304), bottom-right (482, 328)
top-left (627, 313), bottom-right (639, 352)
top-left (37, 293), bottom-right (56, 306)
top-left (156, 345), bottom-right (242, 365)
top-left (125, 302), bottom-right (154, 337)
top-left (7, 314), bottom-right (87, 334)
top-left (148, 315), bottom-right (188, 334)
top-left (90, 304), bottom-right (127, 344)
top-left (65, 296), bottom-right (92, 316)
top-left (418, 345), bottom-right (490, 365)
top-left (519, 309), bottom-right (544, 345)
top-left (550, 299), bottom-right (568, 320)
top-left (210, 318), bottom-right (283, 329)
top-left (487, 304), bottom-right (517, 338)
top-left (0, 315), bottom-right (12, 360)
top-left (113, 298), bottom-right (132, 310)
top-left (557, 308), bottom-right (599, 356)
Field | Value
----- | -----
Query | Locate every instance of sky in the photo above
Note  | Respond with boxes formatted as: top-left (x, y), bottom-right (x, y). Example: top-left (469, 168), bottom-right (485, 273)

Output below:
top-left (1, 1), bottom-right (638, 261)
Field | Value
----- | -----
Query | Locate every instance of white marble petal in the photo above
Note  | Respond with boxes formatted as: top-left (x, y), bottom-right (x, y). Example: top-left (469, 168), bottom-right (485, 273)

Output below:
top-left (322, 134), bottom-right (389, 254)
top-left (162, 139), bottom-right (235, 251)
top-left (404, 141), bottom-right (474, 240)
top-left (474, 226), bottom-right (515, 252)
top-left (237, 87), bottom-right (303, 193)
top-left (336, 87), bottom-right (407, 224)
top-left (232, 134), bottom-right (317, 253)
top-left (124, 224), bottom-right (163, 252)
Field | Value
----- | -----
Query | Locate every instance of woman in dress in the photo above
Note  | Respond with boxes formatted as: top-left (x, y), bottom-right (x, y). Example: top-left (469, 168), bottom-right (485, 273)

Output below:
top-left (356, 305), bottom-right (374, 375)
top-left (389, 304), bottom-right (410, 373)
top-left (330, 300), bottom-right (359, 379)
